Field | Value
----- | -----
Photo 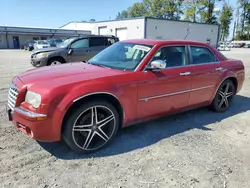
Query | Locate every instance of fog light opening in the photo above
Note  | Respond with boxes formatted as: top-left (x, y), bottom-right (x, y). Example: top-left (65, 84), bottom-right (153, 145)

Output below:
top-left (25, 127), bottom-right (33, 137)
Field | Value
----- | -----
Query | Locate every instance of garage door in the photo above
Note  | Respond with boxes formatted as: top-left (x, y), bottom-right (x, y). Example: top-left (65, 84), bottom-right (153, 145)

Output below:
top-left (116, 28), bottom-right (127, 41)
top-left (98, 26), bottom-right (108, 35)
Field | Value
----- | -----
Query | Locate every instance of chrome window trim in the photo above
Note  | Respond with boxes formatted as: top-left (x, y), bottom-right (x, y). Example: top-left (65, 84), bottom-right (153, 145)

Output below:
top-left (188, 45), bottom-right (220, 65)
top-left (134, 44), bottom-right (156, 72)
top-left (73, 92), bottom-right (120, 103)
top-left (138, 85), bottom-right (214, 102)
top-left (141, 44), bottom-right (221, 72)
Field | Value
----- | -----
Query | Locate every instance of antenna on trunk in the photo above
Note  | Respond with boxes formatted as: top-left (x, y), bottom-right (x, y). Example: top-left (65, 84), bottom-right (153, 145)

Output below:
top-left (184, 24), bottom-right (191, 40)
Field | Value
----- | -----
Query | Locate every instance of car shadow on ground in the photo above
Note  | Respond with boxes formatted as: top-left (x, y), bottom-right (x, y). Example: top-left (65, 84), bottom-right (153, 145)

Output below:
top-left (38, 95), bottom-right (250, 160)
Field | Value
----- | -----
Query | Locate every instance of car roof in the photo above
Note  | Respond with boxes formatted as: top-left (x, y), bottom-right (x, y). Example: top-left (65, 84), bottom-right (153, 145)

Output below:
top-left (121, 39), bottom-right (211, 47)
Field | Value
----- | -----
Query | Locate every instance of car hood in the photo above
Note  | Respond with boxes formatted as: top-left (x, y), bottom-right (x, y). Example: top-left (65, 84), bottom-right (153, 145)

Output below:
top-left (32, 47), bottom-right (63, 54)
top-left (17, 62), bottom-right (124, 86)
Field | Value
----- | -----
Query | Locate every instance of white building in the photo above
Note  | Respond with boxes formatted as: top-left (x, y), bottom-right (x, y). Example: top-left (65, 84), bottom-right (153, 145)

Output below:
top-left (0, 26), bottom-right (91, 49)
top-left (60, 17), bottom-right (220, 47)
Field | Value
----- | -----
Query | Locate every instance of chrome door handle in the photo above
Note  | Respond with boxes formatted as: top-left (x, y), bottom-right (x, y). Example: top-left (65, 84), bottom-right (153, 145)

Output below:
top-left (180, 72), bottom-right (191, 76)
top-left (215, 67), bottom-right (223, 71)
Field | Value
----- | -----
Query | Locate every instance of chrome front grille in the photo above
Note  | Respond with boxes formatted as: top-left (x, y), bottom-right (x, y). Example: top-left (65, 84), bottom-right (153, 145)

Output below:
top-left (7, 83), bottom-right (19, 111)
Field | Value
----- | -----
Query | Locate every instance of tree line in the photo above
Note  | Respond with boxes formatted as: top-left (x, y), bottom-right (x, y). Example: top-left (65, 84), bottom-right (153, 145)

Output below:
top-left (115, 0), bottom-right (250, 41)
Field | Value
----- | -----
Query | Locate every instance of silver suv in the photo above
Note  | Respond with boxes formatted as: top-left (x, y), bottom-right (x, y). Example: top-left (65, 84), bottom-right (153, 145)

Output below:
top-left (30, 35), bottom-right (119, 67)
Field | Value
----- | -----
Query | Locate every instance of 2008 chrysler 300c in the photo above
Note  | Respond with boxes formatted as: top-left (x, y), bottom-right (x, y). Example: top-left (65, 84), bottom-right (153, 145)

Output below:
top-left (7, 39), bottom-right (245, 153)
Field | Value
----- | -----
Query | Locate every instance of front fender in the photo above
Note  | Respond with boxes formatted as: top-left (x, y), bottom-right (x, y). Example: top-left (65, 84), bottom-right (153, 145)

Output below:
top-left (51, 81), bottom-right (123, 136)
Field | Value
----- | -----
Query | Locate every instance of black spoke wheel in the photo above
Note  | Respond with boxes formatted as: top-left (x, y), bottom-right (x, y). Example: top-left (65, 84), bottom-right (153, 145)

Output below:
top-left (211, 79), bottom-right (235, 112)
top-left (62, 100), bottom-right (119, 153)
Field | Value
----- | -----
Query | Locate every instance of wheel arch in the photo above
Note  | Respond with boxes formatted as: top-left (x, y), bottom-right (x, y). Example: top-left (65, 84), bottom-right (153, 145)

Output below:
top-left (212, 74), bottom-right (238, 100)
top-left (47, 56), bottom-right (66, 65)
top-left (62, 92), bottom-right (125, 132)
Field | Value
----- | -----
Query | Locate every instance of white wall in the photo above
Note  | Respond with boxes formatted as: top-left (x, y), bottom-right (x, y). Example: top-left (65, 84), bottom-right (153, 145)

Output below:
top-left (90, 19), bottom-right (145, 40)
top-left (61, 22), bottom-right (92, 31)
top-left (146, 18), bottom-right (219, 47)
top-left (61, 19), bottom-right (145, 40)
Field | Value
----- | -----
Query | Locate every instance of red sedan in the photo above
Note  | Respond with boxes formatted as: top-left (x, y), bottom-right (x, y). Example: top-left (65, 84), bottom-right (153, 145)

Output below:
top-left (7, 39), bottom-right (245, 153)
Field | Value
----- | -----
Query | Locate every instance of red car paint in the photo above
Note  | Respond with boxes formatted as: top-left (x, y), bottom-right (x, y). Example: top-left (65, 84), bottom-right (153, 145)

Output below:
top-left (8, 40), bottom-right (245, 142)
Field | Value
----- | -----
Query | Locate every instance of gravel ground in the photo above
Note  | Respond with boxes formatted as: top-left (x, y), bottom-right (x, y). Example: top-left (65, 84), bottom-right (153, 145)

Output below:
top-left (0, 49), bottom-right (250, 188)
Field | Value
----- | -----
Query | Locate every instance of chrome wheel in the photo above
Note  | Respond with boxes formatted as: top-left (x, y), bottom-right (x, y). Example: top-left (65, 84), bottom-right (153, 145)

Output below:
top-left (217, 82), bottom-right (234, 110)
top-left (211, 79), bottom-right (235, 112)
top-left (72, 106), bottom-right (116, 151)
top-left (50, 61), bottom-right (61, 66)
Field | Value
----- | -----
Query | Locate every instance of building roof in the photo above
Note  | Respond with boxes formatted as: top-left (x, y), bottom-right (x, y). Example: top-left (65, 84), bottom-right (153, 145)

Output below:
top-left (122, 39), bottom-right (211, 46)
top-left (60, 16), bottom-right (219, 28)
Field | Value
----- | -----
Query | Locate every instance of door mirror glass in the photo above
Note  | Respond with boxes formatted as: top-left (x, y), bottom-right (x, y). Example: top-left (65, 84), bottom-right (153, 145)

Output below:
top-left (147, 60), bottom-right (166, 71)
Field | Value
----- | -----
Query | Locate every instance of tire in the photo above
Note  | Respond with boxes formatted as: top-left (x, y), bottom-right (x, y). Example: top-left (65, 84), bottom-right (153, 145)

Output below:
top-left (47, 58), bottom-right (64, 66)
top-left (210, 79), bottom-right (236, 112)
top-left (62, 100), bottom-right (120, 153)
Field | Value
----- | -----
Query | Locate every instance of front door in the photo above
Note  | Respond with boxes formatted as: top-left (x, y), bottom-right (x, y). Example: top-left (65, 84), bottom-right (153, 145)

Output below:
top-left (137, 45), bottom-right (192, 119)
top-left (13, 36), bottom-right (20, 49)
top-left (67, 38), bottom-right (92, 62)
top-left (188, 46), bottom-right (223, 105)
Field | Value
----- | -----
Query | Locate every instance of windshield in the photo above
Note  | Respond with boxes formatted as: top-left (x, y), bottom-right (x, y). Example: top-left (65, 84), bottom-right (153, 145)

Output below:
top-left (37, 40), bottom-right (48, 45)
top-left (88, 42), bottom-right (153, 71)
top-left (58, 38), bottom-right (75, 48)
top-left (55, 39), bottom-right (63, 43)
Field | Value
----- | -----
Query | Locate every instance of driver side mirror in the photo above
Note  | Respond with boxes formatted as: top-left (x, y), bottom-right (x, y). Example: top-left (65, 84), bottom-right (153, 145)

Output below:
top-left (68, 49), bottom-right (73, 55)
top-left (146, 60), bottom-right (166, 71)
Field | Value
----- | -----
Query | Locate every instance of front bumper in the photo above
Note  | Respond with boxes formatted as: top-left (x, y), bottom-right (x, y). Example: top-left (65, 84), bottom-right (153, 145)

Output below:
top-left (8, 106), bottom-right (60, 142)
top-left (31, 57), bottom-right (48, 67)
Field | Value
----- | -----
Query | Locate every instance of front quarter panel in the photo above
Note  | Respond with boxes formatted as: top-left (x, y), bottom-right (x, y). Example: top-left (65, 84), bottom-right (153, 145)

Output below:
top-left (48, 75), bottom-right (139, 139)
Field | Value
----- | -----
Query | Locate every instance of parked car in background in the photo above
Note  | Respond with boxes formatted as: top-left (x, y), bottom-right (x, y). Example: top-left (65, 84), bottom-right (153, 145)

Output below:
top-left (24, 40), bottom-right (35, 51)
top-left (30, 35), bottom-right (119, 67)
top-left (218, 42), bottom-right (231, 51)
top-left (33, 40), bottom-right (50, 50)
top-left (244, 43), bottom-right (250, 48)
top-left (7, 39), bottom-right (245, 153)
top-left (47, 38), bottom-right (63, 47)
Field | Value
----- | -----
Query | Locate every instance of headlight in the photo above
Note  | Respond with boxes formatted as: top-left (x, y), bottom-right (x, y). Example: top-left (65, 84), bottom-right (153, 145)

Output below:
top-left (25, 91), bottom-right (41, 108)
top-left (36, 53), bottom-right (47, 58)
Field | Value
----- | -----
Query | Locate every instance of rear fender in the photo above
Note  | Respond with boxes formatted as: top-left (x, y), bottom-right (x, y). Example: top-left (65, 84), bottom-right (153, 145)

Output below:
top-left (210, 71), bottom-right (237, 101)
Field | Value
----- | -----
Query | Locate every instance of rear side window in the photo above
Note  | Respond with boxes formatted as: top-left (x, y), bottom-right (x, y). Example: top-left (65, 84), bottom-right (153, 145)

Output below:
top-left (190, 46), bottom-right (218, 64)
top-left (89, 37), bottom-right (106, 47)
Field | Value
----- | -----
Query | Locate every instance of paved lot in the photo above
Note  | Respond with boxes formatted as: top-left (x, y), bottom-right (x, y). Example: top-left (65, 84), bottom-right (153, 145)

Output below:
top-left (0, 49), bottom-right (250, 188)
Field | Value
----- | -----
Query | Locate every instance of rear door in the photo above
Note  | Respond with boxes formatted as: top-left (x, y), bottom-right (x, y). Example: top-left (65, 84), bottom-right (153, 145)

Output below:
top-left (188, 45), bottom-right (222, 105)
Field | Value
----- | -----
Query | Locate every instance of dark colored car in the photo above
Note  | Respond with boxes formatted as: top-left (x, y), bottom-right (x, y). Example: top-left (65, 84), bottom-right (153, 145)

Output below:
top-left (24, 40), bottom-right (35, 51)
top-left (30, 35), bottom-right (119, 67)
top-left (47, 38), bottom-right (63, 47)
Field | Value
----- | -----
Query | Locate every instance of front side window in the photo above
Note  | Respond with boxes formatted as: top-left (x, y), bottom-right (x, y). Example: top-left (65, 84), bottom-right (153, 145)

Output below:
top-left (190, 46), bottom-right (218, 64)
top-left (149, 46), bottom-right (186, 68)
top-left (71, 39), bottom-right (89, 49)
top-left (58, 38), bottom-right (75, 48)
top-left (88, 42), bottom-right (153, 71)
